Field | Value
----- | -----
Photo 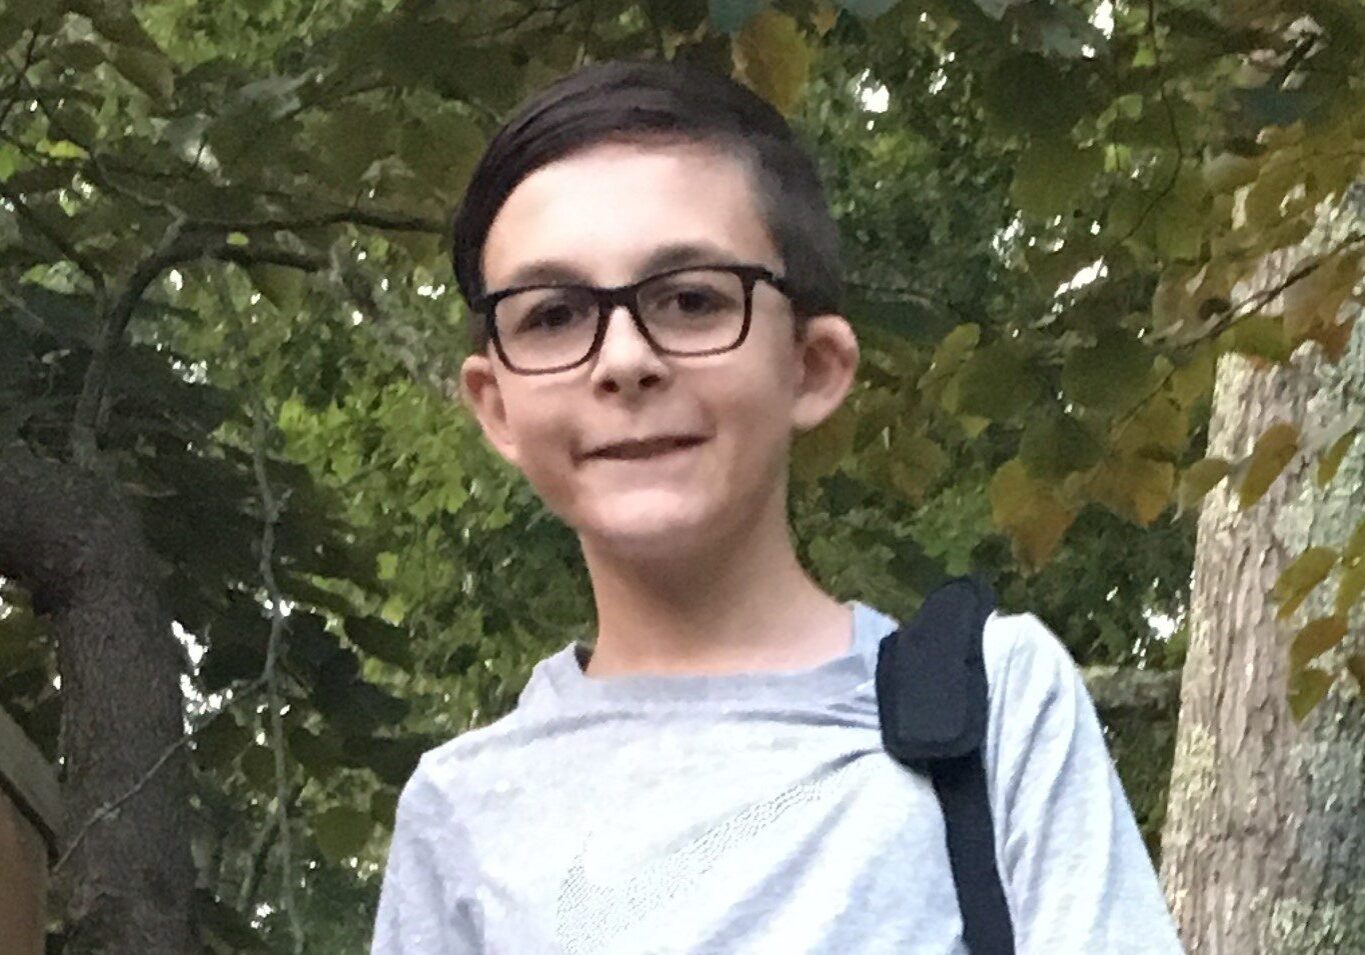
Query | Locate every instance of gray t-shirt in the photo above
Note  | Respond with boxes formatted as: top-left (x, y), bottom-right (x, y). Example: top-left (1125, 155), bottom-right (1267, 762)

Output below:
top-left (371, 602), bottom-right (1184, 954)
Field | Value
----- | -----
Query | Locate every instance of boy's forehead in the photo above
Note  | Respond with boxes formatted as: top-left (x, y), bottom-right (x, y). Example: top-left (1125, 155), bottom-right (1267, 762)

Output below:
top-left (480, 141), bottom-right (780, 289)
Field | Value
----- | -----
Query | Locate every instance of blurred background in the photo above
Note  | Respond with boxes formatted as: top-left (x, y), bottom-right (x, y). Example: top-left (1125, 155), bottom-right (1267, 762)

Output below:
top-left (0, 0), bottom-right (1361, 952)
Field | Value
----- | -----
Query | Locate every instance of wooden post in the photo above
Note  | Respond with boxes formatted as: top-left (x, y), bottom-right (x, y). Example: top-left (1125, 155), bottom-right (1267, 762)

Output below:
top-left (0, 706), bottom-right (60, 955)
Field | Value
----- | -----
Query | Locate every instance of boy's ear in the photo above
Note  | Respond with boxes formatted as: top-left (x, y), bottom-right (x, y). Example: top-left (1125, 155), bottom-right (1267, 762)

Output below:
top-left (791, 314), bottom-right (859, 432)
top-left (460, 353), bottom-right (522, 467)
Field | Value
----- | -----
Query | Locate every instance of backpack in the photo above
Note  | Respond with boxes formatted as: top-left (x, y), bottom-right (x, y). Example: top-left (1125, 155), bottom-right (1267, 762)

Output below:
top-left (875, 575), bottom-right (1016, 955)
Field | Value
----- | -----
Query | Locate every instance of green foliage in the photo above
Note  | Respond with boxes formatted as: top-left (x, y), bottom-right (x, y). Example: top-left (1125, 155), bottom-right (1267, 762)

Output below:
top-left (4, 0), bottom-right (1363, 943)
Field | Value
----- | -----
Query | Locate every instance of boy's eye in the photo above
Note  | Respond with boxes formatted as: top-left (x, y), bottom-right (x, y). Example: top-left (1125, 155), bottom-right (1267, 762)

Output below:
top-left (643, 276), bottom-right (739, 321)
top-left (509, 290), bottom-right (595, 333)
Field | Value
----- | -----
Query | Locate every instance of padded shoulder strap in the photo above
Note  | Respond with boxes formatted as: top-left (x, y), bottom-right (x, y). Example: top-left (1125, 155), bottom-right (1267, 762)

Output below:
top-left (876, 575), bottom-right (994, 764)
top-left (875, 575), bottom-right (1016, 955)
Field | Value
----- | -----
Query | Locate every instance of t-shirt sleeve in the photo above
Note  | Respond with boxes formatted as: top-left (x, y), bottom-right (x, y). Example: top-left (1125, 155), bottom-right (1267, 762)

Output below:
top-left (371, 760), bottom-right (483, 954)
top-left (984, 613), bottom-right (1184, 954)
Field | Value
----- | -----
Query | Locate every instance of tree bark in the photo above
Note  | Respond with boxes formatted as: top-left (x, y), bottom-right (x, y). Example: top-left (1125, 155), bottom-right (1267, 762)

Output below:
top-left (0, 446), bottom-right (195, 954)
top-left (1159, 226), bottom-right (1365, 952)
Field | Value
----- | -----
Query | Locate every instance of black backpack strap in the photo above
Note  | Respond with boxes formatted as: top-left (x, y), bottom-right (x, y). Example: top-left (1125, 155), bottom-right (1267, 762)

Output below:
top-left (875, 575), bottom-right (1015, 955)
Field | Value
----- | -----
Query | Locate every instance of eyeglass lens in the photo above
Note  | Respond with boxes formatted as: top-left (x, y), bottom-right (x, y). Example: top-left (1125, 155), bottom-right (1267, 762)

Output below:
top-left (492, 268), bottom-right (748, 371)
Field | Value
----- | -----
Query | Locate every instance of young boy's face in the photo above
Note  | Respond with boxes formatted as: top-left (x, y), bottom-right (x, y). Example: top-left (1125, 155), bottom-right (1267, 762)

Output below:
top-left (460, 141), bottom-right (857, 560)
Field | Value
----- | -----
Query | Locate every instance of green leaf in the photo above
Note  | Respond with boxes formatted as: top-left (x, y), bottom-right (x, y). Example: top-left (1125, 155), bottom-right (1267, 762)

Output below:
top-left (109, 45), bottom-right (175, 101)
top-left (792, 399), bottom-right (858, 482)
top-left (1018, 414), bottom-right (1102, 480)
top-left (313, 806), bottom-right (375, 864)
top-left (49, 41), bottom-right (107, 72)
top-left (287, 727), bottom-right (343, 781)
top-left (345, 616), bottom-right (414, 670)
top-left (981, 54), bottom-right (1090, 138)
top-left (1237, 422), bottom-right (1299, 510)
top-left (1288, 667), bottom-right (1333, 722)
top-left (371, 788), bottom-right (399, 828)
top-left (836, 0), bottom-right (899, 17)
top-left (956, 341), bottom-right (1041, 420)
top-left (710, 0), bottom-right (765, 32)
top-left (1061, 328), bottom-right (1153, 412)
top-left (1272, 547), bottom-right (1338, 621)
top-left (68, 0), bottom-right (160, 51)
top-left (250, 264), bottom-right (306, 314)
top-left (193, 714), bottom-right (250, 770)
top-left (887, 432), bottom-right (948, 502)
top-left (239, 745), bottom-right (277, 793)
top-left (1011, 137), bottom-right (1103, 219)
top-left (974, 0), bottom-right (1029, 17)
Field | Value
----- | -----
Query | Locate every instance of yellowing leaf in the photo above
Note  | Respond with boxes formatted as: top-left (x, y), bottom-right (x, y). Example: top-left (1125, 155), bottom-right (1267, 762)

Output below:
top-left (1289, 615), bottom-right (1348, 672)
top-left (1203, 151), bottom-right (1261, 194)
top-left (1167, 341), bottom-right (1216, 408)
top-left (1272, 547), bottom-right (1338, 621)
top-left (1281, 254), bottom-right (1361, 353)
top-left (1237, 421), bottom-right (1300, 510)
top-left (1115, 396), bottom-right (1188, 459)
top-left (920, 322), bottom-right (980, 401)
top-left (989, 459), bottom-right (1077, 571)
top-left (1177, 457), bottom-right (1231, 514)
top-left (734, 9), bottom-right (811, 116)
top-left (1316, 428), bottom-right (1357, 487)
top-left (810, 1), bottom-right (839, 34)
top-left (1222, 314), bottom-right (1293, 363)
top-left (1336, 562), bottom-right (1365, 617)
top-left (1345, 516), bottom-right (1365, 565)
top-left (1085, 455), bottom-right (1175, 526)
top-left (1288, 667), bottom-right (1333, 723)
top-left (1347, 655), bottom-right (1365, 694)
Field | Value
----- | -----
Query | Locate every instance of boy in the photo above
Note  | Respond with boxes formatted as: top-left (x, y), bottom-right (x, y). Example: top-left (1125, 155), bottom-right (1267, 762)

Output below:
top-left (372, 59), bottom-right (1183, 954)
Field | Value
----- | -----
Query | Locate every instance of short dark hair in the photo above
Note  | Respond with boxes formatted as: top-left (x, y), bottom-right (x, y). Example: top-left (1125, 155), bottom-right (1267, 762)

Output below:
top-left (450, 59), bottom-right (843, 351)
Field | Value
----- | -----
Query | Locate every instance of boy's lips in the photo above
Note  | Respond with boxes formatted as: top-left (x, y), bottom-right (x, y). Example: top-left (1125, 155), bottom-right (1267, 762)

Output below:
top-left (583, 435), bottom-right (708, 461)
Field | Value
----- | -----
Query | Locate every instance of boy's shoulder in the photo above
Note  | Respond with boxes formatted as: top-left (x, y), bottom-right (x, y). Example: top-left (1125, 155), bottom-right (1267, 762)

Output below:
top-left (400, 646), bottom-right (572, 800)
top-left (981, 608), bottom-right (1075, 685)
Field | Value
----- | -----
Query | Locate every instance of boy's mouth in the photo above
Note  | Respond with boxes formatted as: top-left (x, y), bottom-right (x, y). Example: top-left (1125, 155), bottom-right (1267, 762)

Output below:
top-left (585, 435), bottom-right (707, 461)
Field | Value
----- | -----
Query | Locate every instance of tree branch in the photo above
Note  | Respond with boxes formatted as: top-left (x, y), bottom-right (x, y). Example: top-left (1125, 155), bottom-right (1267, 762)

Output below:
top-left (51, 672), bottom-right (269, 875)
top-left (0, 28), bottom-right (41, 131)
top-left (1082, 665), bottom-right (1181, 716)
top-left (68, 229), bottom-right (329, 466)
top-left (184, 208), bottom-right (445, 236)
top-left (0, 183), bottom-right (106, 295)
top-left (250, 401), bottom-right (305, 955)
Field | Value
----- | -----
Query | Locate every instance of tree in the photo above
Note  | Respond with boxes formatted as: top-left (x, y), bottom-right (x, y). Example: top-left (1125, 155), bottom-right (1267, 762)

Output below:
top-left (1160, 198), bottom-right (1365, 953)
top-left (1, 0), bottom-right (1362, 950)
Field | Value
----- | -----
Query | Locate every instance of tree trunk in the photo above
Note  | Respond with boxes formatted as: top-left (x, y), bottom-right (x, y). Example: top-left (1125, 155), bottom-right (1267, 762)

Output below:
top-left (1159, 225), bottom-right (1365, 952)
top-left (0, 446), bottom-right (196, 954)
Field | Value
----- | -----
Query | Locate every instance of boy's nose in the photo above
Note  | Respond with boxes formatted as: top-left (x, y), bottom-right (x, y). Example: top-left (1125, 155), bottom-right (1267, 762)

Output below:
top-left (590, 305), bottom-right (670, 396)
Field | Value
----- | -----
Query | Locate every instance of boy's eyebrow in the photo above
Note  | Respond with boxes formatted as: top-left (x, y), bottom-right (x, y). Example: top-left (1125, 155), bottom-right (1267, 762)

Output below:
top-left (495, 241), bottom-right (748, 291)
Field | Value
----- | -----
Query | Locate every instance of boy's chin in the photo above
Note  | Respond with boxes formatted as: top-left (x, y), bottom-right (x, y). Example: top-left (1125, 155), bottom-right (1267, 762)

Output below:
top-left (571, 493), bottom-right (718, 557)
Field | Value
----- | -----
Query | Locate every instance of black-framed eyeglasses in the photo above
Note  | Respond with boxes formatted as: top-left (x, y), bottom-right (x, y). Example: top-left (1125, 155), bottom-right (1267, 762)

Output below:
top-left (473, 264), bottom-right (792, 375)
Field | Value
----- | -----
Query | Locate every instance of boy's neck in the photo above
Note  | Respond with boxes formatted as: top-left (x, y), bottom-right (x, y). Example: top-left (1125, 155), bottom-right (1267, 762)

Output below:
top-left (577, 507), bottom-right (852, 679)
